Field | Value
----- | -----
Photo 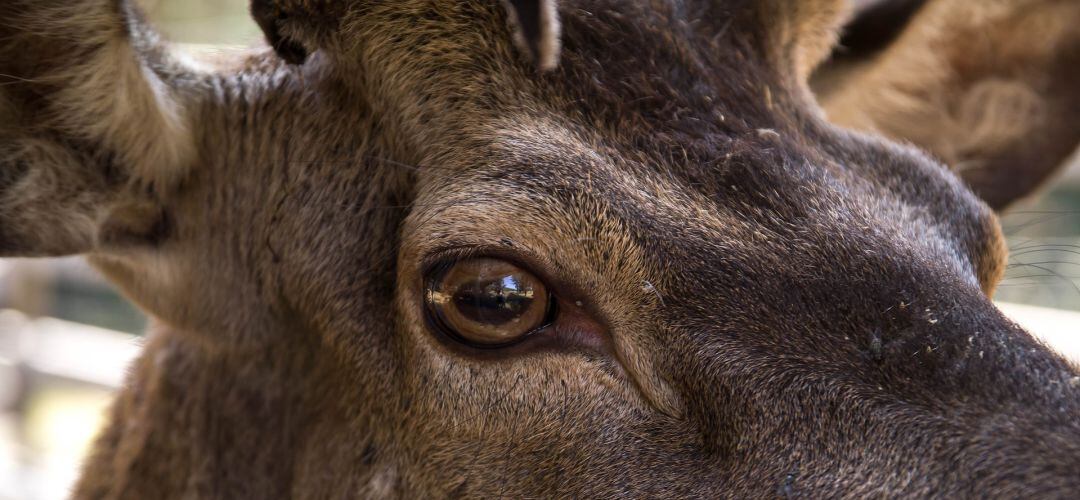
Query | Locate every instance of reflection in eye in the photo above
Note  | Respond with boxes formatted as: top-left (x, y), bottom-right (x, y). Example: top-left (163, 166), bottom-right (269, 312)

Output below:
top-left (425, 258), bottom-right (553, 347)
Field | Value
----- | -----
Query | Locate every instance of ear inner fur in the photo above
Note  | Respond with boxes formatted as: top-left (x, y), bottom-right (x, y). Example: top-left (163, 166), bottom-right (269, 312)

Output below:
top-left (0, 0), bottom-right (201, 257)
top-left (816, 0), bottom-right (1080, 209)
top-left (502, 0), bottom-right (562, 70)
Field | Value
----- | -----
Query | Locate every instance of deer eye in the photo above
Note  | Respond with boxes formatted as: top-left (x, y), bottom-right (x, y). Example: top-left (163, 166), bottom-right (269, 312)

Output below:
top-left (424, 258), bottom-right (554, 347)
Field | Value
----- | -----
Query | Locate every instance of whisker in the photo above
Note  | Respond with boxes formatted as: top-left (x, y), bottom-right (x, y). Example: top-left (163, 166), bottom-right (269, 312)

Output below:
top-left (0, 72), bottom-right (47, 84)
top-left (1008, 249), bottom-right (1080, 260)
top-left (1003, 210), bottom-right (1080, 215)
top-left (1005, 262), bottom-right (1080, 298)
top-left (1001, 274), bottom-right (1060, 281)
top-left (1006, 260), bottom-right (1080, 271)
top-left (1009, 243), bottom-right (1080, 252)
top-left (1002, 214), bottom-right (1071, 235)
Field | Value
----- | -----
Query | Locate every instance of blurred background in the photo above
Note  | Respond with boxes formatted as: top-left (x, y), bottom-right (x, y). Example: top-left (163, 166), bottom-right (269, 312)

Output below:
top-left (0, 1), bottom-right (1078, 499)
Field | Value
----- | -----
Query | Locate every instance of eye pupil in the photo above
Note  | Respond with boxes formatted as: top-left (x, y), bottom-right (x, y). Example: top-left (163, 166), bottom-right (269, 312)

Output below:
top-left (452, 276), bottom-right (536, 326)
top-left (425, 258), bottom-right (553, 347)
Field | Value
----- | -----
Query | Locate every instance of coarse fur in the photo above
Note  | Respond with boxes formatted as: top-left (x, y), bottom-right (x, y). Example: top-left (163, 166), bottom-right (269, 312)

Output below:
top-left (1, 0), bottom-right (1079, 497)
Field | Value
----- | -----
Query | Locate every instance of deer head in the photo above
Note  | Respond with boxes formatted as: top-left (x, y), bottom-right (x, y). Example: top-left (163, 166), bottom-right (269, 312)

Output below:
top-left (2, 0), bottom-right (1078, 497)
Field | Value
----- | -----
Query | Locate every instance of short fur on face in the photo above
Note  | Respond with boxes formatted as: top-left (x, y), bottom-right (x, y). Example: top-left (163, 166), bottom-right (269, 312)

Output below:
top-left (1, 0), bottom-right (1079, 497)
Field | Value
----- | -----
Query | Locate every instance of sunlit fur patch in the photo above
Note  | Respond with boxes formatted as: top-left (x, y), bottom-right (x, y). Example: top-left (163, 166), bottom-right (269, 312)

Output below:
top-left (979, 212), bottom-right (1009, 297)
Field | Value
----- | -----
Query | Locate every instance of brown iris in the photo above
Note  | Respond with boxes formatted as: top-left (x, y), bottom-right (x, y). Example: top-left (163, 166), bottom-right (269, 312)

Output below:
top-left (424, 258), bottom-right (553, 347)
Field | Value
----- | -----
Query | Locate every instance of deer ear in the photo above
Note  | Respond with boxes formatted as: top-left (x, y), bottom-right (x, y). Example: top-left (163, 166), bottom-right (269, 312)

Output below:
top-left (502, 0), bottom-right (562, 71)
top-left (0, 0), bottom-right (194, 257)
top-left (251, 0), bottom-right (345, 65)
top-left (817, 0), bottom-right (1080, 210)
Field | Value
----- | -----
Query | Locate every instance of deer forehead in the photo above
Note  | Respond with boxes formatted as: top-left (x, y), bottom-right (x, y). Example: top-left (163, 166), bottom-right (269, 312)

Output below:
top-left (317, 1), bottom-right (851, 143)
top-left (399, 112), bottom-right (991, 301)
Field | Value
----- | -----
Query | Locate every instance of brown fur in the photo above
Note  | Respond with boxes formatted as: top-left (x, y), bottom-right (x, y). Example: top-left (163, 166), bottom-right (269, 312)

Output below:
top-left (1, 0), bottom-right (1079, 497)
